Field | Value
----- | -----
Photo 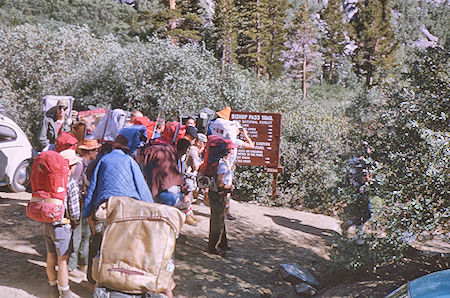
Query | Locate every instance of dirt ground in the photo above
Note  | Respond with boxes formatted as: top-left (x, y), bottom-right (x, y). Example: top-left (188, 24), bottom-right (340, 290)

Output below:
top-left (0, 189), bottom-right (448, 297)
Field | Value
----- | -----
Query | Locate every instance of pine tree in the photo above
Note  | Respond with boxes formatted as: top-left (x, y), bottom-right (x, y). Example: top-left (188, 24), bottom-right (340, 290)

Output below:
top-left (348, 0), bottom-right (397, 86)
top-left (215, 0), bottom-right (239, 71)
top-left (133, 0), bottom-right (203, 45)
top-left (235, 0), bottom-right (271, 77)
top-left (282, 4), bottom-right (320, 98)
top-left (319, 0), bottom-right (347, 83)
top-left (263, 0), bottom-right (288, 78)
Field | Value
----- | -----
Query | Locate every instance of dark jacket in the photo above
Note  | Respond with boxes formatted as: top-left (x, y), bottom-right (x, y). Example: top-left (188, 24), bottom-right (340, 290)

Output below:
top-left (38, 107), bottom-right (70, 150)
top-left (137, 143), bottom-right (183, 198)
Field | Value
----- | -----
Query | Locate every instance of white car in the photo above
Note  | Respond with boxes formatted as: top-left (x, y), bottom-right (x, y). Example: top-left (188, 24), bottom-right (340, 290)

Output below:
top-left (0, 114), bottom-right (33, 192)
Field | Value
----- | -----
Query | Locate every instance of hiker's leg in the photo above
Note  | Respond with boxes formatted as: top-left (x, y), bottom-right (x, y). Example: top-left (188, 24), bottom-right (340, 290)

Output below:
top-left (208, 191), bottom-right (226, 252)
top-left (68, 222), bottom-right (82, 271)
top-left (51, 224), bottom-right (73, 288)
top-left (87, 232), bottom-right (102, 284)
top-left (225, 193), bottom-right (236, 220)
top-left (78, 216), bottom-right (91, 273)
top-left (44, 223), bottom-right (58, 282)
top-left (218, 224), bottom-right (228, 250)
top-left (57, 255), bottom-right (70, 287)
top-left (46, 252), bottom-right (57, 282)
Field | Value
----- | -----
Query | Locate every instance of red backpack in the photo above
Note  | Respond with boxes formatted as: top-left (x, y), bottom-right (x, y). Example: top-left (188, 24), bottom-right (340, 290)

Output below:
top-left (26, 151), bottom-right (69, 223)
top-left (133, 116), bottom-right (156, 141)
top-left (157, 121), bottom-right (186, 145)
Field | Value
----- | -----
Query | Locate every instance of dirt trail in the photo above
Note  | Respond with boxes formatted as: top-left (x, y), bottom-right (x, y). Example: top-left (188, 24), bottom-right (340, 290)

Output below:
top-left (0, 190), bottom-right (341, 297)
top-left (0, 190), bottom-right (448, 297)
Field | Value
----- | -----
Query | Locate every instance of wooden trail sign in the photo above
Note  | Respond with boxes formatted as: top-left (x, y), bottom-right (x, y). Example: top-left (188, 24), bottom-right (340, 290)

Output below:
top-left (230, 111), bottom-right (282, 198)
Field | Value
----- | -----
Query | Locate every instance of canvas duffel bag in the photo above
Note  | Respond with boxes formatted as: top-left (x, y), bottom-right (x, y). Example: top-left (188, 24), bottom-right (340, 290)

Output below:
top-left (94, 197), bottom-right (185, 294)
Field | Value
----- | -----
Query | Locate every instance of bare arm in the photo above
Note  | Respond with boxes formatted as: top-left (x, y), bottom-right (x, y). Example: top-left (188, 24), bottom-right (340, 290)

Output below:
top-left (240, 128), bottom-right (254, 149)
top-left (216, 173), bottom-right (233, 191)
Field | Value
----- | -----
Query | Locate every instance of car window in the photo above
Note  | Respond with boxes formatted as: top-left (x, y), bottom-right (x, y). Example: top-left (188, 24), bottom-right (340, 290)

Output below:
top-left (0, 125), bottom-right (17, 142)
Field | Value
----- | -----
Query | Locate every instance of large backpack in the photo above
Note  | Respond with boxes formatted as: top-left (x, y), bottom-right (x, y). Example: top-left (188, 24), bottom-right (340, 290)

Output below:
top-left (157, 121), bottom-right (186, 145)
top-left (196, 107), bottom-right (215, 134)
top-left (26, 150), bottom-right (69, 223)
top-left (133, 116), bottom-right (156, 140)
top-left (197, 135), bottom-right (227, 189)
top-left (93, 109), bottom-right (127, 142)
top-left (210, 118), bottom-right (239, 143)
top-left (92, 197), bottom-right (185, 294)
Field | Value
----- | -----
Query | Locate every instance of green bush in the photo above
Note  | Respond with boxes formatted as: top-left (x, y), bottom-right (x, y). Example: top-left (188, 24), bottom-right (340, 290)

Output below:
top-left (330, 45), bottom-right (449, 274)
top-left (0, 0), bottom-right (136, 37)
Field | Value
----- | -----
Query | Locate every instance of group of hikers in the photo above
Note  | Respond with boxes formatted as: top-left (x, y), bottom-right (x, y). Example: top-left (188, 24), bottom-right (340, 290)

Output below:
top-left (29, 98), bottom-right (255, 298)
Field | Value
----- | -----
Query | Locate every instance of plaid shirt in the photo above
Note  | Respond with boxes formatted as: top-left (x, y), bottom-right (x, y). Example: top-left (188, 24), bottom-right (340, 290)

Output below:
top-left (66, 177), bottom-right (80, 224)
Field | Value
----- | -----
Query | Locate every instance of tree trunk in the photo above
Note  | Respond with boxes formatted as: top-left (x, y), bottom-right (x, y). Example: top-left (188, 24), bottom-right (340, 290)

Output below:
top-left (329, 60), bottom-right (333, 82)
top-left (256, 0), bottom-right (261, 78)
top-left (302, 52), bottom-right (307, 99)
top-left (169, 0), bottom-right (176, 44)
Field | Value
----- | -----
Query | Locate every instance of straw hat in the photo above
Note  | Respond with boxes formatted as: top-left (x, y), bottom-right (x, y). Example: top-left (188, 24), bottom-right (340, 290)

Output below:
top-left (216, 106), bottom-right (231, 120)
top-left (60, 149), bottom-right (82, 166)
top-left (78, 139), bottom-right (101, 151)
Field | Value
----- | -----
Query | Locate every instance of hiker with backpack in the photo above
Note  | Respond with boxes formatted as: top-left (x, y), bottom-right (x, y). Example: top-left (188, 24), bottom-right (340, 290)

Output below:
top-left (225, 121), bottom-right (254, 220)
top-left (186, 132), bottom-right (207, 204)
top-left (199, 135), bottom-right (237, 256)
top-left (27, 149), bottom-right (82, 298)
top-left (82, 135), bottom-right (153, 285)
top-left (136, 138), bottom-right (199, 225)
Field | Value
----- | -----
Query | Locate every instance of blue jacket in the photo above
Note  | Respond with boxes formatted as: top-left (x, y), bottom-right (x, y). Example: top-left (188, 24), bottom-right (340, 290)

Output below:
top-left (82, 149), bottom-right (153, 217)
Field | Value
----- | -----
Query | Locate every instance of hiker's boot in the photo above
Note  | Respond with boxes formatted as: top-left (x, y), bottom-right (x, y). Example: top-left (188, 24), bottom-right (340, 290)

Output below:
top-left (191, 214), bottom-right (201, 222)
top-left (227, 213), bottom-right (237, 220)
top-left (185, 215), bottom-right (198, 226)
top-left (49, 285), bottom-right (59, 298)
top-left (60, 289), bottom-right (74, 298)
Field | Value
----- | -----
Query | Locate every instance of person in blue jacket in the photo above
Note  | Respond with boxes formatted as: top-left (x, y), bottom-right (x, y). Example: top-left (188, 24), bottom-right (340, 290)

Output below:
top-left (82, 134), bottom-right (153, 219)
top-left (82, 134), bottom-right (153, 284)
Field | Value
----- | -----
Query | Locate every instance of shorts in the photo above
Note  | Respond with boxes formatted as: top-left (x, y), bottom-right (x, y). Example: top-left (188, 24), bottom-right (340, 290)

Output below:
top-left (155, 190), bottom-right (182, 207)
top-left (185, 178), bottom-right (195, 193)
top-left (43, 223), bottom-right (73, 256)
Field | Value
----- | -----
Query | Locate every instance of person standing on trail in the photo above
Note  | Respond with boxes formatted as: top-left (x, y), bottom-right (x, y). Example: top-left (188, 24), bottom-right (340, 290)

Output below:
top-left (68, 139), bottom-right (101, 280)
top-left (225, 121), bottom-right (254, 220)
top-left (45, 149), bottom-right (82, 298)
top-left (342, 141), bottom-right (373, 242)
top-left (38, 99), bottom-right (71, 151)
top-left (200, 135), bottom-right (237, 256)
top-left (137, 138), bottom-right (199, 225)
top-left (82, 135), bottom-right (153, 284)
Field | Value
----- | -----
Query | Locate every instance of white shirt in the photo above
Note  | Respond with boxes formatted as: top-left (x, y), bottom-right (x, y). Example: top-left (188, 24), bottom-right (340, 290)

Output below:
top-left (217, 160), bottom-right (233, 186)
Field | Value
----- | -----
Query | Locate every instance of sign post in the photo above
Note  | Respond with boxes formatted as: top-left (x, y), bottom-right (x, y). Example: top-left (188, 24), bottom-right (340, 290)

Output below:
top-left (230, 111), bottom-right (282, 198)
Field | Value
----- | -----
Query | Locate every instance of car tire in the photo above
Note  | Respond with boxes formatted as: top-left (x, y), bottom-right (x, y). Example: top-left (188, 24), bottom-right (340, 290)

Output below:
top-left (9, 160), bottom-right (30, 193)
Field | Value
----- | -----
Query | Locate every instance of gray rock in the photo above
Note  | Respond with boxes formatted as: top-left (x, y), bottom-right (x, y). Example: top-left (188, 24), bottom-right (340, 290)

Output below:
top-left (279, 263), bottom-right (320, 287)
top-left (295, 282), bottom-right (317, 296)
